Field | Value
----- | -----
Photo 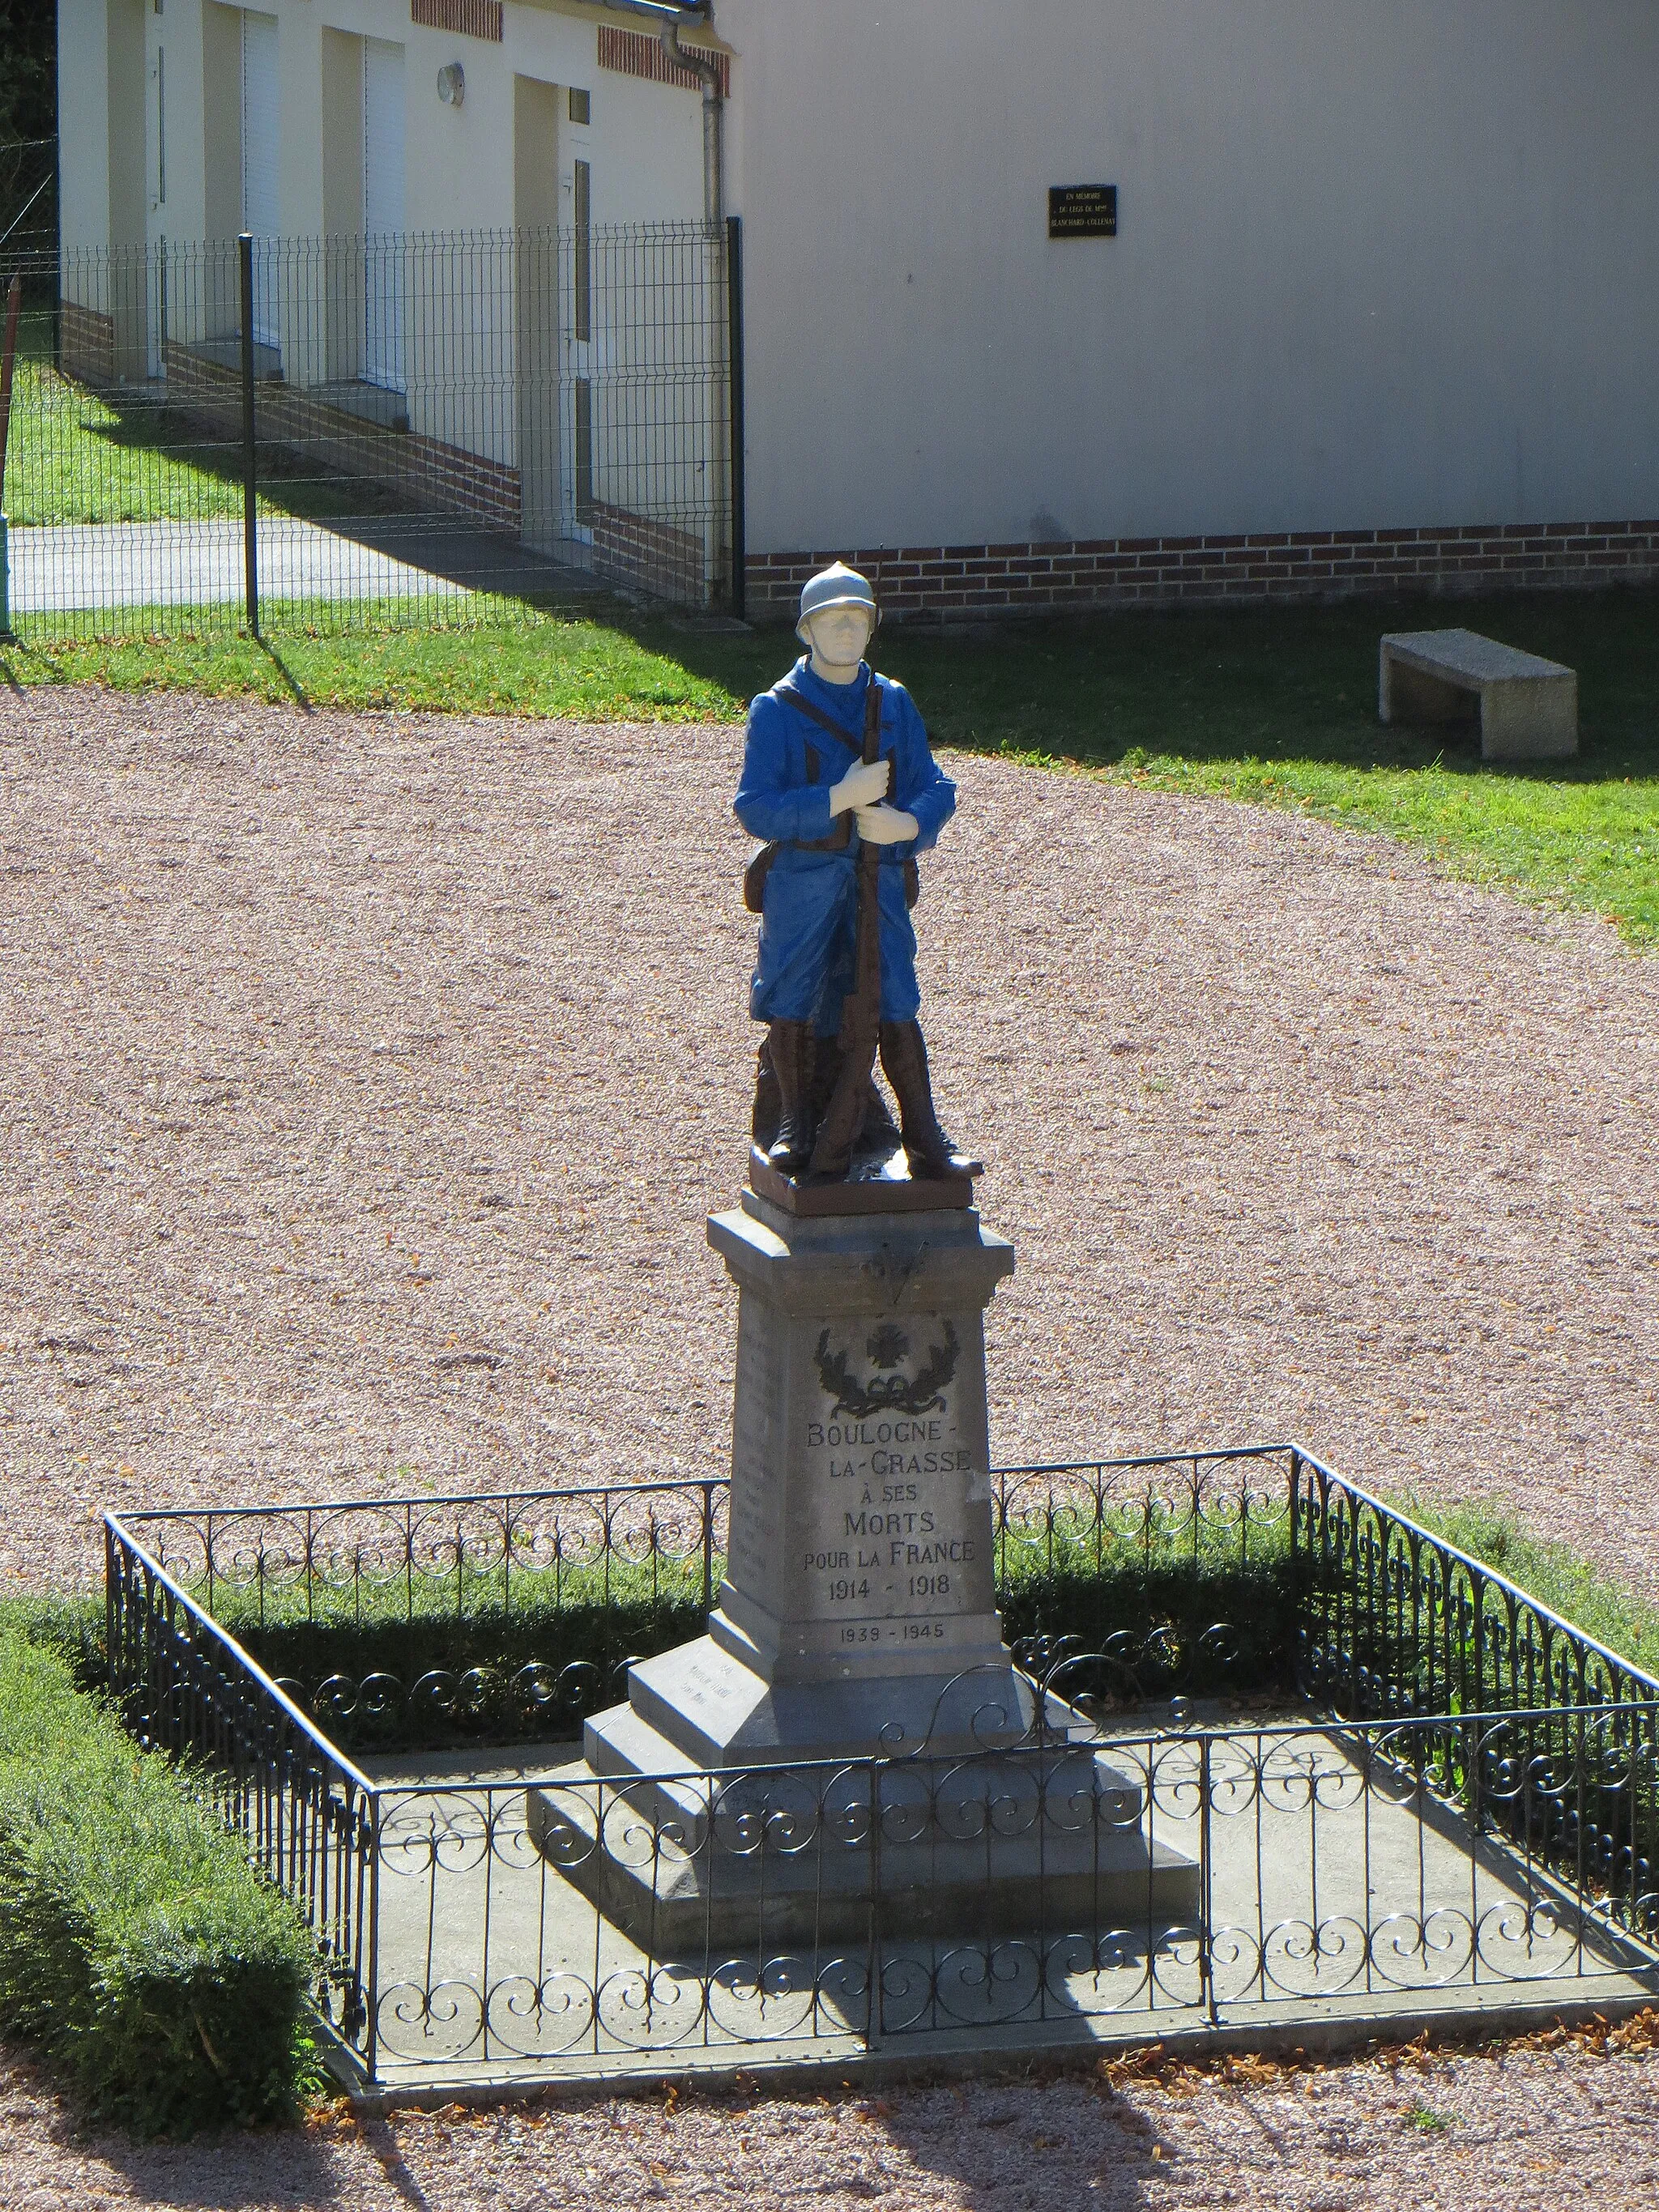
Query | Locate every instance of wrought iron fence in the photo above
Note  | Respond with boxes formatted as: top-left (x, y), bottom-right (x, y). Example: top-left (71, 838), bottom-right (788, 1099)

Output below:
top-left (2, 220), bottom-right (738, 640)
top-left (105, 1517), bottom-right (378, 2056)
top-left (110, 1448), bottom-right (1294, 1753)
top-left (1291, 1449), bottom-right (1659, 1720)
top-left (360, 1703), bottom-right (1658, 2080)
top-left (103, 1448), bottom-right (1659, 2086)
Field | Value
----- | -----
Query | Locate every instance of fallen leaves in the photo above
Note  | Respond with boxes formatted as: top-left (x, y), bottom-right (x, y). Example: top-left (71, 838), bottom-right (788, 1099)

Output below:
top-left (1094, 2009), bottom-right (1659, 2102)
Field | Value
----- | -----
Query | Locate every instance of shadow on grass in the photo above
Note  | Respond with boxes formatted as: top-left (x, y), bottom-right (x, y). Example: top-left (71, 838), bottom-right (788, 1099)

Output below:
top-left (258, 637), bottom-right (313, 710)
top-left (26, 382), bottom-right (410, 526)
top-left (618, 583), bottom-right (1659, 786)
top-left (21, 384), bottom-right (613, 612)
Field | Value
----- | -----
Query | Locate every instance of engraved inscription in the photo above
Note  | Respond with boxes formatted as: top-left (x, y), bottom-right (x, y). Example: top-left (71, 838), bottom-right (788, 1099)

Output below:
top-left (795, 1315), bottom-right (992, 1646)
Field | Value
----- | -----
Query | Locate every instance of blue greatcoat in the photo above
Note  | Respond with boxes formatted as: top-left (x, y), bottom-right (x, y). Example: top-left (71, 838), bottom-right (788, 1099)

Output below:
top-left (735, 658), bottom-right (957, 1028)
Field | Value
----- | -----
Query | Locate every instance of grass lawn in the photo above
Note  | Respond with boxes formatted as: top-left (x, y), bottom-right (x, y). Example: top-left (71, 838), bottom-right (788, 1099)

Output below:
top-left (5, 330), bottom-right (406, 526)
top-left (5, 582), bottom-right (1656, 948)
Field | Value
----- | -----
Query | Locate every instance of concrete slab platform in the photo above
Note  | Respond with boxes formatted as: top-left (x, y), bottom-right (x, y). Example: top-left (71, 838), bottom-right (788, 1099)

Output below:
top-left (355, 1725), bottom-right (1658, 2088)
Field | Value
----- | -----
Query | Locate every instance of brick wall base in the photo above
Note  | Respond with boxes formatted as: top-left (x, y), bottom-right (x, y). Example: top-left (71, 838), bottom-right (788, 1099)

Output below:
top-left (160, 343), bottom-right (524, 536)
top-left (746, 522), bottom-right (1659, 624)
top-left (592, 501), bottom-right (708, 603)
top-left (60, 300), bottom-right (115, 386)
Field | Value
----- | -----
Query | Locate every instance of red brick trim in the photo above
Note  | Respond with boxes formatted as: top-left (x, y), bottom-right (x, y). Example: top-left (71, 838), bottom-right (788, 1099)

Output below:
top-left (597, 23), bottom-right (731, 97)
top-left (744, 522), bottom-right (1659, 621)
top-left (591, 501), bottom-right (706, 603)
top-left (59, 299), bottom-right (114, 386)
top-left (410, 0), bottom-right (502, 42)
top-left (160, 344), bottom-right (522, 535)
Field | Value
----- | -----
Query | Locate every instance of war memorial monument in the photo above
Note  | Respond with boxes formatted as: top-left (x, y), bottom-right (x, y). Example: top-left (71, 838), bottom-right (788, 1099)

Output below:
top-left (96, 569), bottom-right (1659, 2090)
top-left (528, 565), bottom-right (1196, 1941)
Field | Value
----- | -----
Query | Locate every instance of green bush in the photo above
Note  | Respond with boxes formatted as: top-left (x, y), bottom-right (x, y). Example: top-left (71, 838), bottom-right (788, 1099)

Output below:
top-left (0, 1634), bottom-right (315, 2135)
top-left (0, 1590), bottom-right (106, 1680)
top-left (222, 1507), bottom-right (1301, 1752)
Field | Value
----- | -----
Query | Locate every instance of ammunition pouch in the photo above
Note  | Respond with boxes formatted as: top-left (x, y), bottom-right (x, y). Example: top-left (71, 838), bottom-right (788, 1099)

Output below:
top-left (743, 836), bottom-right (919, 915)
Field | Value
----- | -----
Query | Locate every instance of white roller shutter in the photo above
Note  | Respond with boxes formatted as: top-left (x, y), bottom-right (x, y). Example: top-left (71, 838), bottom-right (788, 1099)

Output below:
top-left (241, 11), bottom-right (279, 347)
top-left (241, 12), bottom-right (279, 235)
top-left (363, 40), bottom-right (407, 392)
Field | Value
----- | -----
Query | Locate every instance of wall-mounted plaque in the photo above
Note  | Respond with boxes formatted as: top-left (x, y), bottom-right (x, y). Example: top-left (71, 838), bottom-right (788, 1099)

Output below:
top-left (1048, 184), bottom-right (1117, 239)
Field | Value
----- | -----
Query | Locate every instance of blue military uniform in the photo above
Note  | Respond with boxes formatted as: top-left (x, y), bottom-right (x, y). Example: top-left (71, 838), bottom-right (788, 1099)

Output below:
top-left (735, 657), bottom-right (957, 1029)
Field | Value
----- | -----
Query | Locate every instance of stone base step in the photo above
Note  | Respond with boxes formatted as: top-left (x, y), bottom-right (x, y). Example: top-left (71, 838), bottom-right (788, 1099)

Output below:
top-left (527, 1739), bottom-right (1196, 1949)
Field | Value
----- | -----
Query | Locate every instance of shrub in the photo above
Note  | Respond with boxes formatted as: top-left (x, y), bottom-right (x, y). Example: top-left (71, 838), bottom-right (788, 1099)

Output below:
top-left (0, 1589), bottom-right (106, 1681)
top-left (0, 1634), bottom-right (315, 2135)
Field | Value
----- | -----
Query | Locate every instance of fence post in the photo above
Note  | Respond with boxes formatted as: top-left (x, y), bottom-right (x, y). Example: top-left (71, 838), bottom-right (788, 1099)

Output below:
top-left (702, 1481), bottom-right (715, 1617)
top-left (1198, 1732), bottom-right (1218, 2023)
top-left (865, 1760), bottom-right (882, 2049)
top-left (237, 232), bottom-right (259, 639)
top-left (365, 1788), bottom-right (382, 2085)
top-left (726, 213), bottom-right (746, 620)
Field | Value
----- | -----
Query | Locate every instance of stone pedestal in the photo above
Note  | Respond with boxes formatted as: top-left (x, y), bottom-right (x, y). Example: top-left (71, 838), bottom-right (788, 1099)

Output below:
top-left (530, 1190), bottom-right (1197, 1946)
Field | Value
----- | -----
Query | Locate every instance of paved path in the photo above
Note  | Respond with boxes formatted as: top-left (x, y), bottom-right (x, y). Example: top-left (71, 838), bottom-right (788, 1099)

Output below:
top-left (7, 515), bottom-right (601, 615)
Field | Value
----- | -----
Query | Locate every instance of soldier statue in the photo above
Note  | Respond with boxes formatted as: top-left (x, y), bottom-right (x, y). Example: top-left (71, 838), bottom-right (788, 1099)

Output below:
top-left (735, 562), bottom-right (979, 1183)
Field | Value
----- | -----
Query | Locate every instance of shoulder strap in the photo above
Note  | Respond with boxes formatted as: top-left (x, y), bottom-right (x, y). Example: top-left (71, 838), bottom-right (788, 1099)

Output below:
top-left (774, 671), bottom-right (883, 752)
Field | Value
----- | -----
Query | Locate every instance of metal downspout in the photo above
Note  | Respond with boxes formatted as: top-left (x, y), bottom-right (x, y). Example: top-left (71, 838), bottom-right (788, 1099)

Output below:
top-left (661, 7), bottom-right (731, 605)
top-left (660, 7), bottom-right (724, 224)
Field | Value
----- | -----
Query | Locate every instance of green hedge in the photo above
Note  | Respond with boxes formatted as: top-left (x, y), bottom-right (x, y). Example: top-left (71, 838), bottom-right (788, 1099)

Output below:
top-left (0, 1634), bottom-right (316, 2136)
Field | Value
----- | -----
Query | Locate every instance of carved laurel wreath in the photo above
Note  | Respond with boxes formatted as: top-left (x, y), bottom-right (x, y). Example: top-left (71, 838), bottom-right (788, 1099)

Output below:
top-left (813, 1321), bottom-right (961, 1418)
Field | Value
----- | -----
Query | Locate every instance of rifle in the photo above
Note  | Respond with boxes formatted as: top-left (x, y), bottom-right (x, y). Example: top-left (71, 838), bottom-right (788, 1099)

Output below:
top-left (808, 666), bottom-right (887, 1174)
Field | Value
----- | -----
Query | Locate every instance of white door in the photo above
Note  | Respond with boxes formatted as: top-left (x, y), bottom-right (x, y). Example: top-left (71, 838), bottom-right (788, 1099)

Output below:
top-left (363, 40), bottom-right (407, 392)
top-left (240, 11), bottom-right (279, 348)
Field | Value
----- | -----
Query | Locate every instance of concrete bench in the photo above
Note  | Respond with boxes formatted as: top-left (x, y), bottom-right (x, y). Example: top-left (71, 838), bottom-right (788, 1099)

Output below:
top-left (1378, 628), bottom-right (1578, 761)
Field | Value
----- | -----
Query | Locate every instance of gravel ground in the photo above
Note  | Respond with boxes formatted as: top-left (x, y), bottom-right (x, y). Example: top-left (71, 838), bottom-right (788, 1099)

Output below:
top-left (1, 685), bottom-right (1655, 1591)
top-left (3, 2022), bottom-right (1658, 2209)
top-left (2, 682), bottom-right (1657, 2201)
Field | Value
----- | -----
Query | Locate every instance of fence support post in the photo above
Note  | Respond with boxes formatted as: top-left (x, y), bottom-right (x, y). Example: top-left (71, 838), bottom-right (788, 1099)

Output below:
top-left (237, 232), bottom-right (259, 639)
top-left (1198, 1732), bottom-right (1218, 2023)
top-left (726, 213), bottom-right (746, 620)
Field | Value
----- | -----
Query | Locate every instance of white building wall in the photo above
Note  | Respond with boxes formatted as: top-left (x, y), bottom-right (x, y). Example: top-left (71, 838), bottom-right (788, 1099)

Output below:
top-left (719, 0), bottom-right (1659, 552)
top-left (62, 1), bottom-right (706, 252)
top-left (62, 2), bottom-right (1657, 581)
top-left (58, 0), bottom-right (115, 257)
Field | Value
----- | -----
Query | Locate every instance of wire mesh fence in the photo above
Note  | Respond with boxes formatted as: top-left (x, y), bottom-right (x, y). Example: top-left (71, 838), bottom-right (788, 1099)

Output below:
top-left (2, 221), bottom-right (737, 641)
top-left (0, 138), bottom-right (58, 284)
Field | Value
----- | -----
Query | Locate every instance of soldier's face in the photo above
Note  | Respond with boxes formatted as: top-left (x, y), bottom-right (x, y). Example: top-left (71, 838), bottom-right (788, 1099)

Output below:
top-left (804, 604), bottom-right (876, 669)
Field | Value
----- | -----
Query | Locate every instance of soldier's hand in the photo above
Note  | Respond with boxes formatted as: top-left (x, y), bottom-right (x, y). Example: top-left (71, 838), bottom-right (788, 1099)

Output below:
top-left (855, 804), bottom-right (919, 846)
top-left (829, 759), bottom-right (891, 816)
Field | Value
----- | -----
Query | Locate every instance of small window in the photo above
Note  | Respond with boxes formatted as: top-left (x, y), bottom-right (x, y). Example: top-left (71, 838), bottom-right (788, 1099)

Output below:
top-left (568, 87), bottom-right (591, 126)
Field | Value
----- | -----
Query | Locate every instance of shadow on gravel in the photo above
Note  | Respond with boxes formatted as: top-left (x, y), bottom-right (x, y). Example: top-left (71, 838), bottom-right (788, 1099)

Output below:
top-left (775, 2073), bottom-right (1178, 2211)
top-left (0, 2043), bottom-right (358, 2212)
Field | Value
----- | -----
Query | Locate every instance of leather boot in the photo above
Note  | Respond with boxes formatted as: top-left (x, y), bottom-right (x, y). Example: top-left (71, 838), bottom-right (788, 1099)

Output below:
top-left (860, 1077), bottom-right (904, 1154)
top-left (878, 1020), bottom-right (983, 1178)
top-left (750, 1034), bottom-right (781, 1152)
top-left (766, 1019), bottom-right (814, 1176)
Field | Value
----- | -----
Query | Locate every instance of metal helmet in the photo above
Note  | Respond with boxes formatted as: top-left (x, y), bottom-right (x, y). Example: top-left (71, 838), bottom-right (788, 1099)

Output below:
top-left (795, 561), bottom-right (880, 644)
